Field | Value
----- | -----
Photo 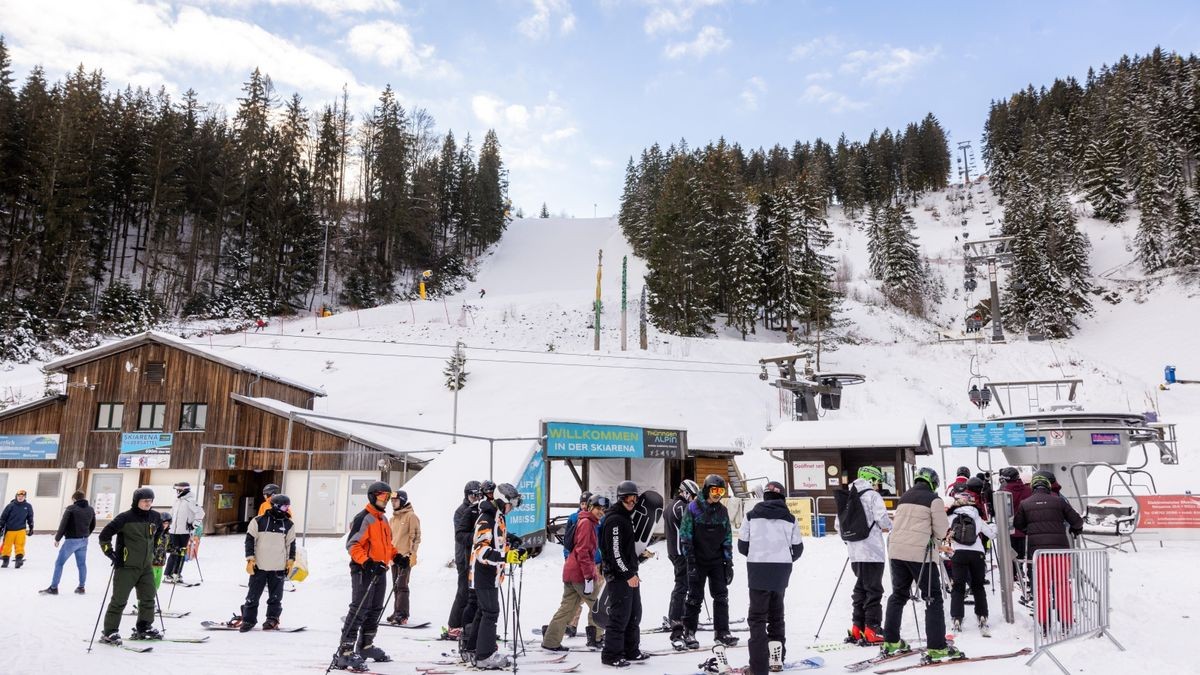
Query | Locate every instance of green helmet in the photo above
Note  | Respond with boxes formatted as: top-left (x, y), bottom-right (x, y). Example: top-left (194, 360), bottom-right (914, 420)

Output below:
top-left (914, 467), bottom-right (940, 490)
top-left (857, 465), bottom-right (884, 484)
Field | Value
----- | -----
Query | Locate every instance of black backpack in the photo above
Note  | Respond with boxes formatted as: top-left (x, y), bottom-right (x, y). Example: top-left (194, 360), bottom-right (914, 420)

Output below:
top-left (950, 509), bottom-right (978, 546)
top-left (562, 516), bottom-right (578, 554)
top-left (835, 485), bottom-right (875, 542)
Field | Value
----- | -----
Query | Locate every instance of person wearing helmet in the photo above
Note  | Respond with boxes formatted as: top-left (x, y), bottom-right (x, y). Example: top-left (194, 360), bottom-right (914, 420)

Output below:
top-left (997, 468), bottom-right (1031, 581)
top-left (164, 481), bottom-right (204, 584)
top-left (963, 476), bottom-right (991, 521)
top-left (385, 490), bottom-right (421, 626)
top-left (1013, 470), bottom-right (1083, 618)
top-left (542, 494), bottom-right (609, 652)
top-left (946, 467), bottom-right (971, 499)
top-left (333, 482), bottom-right (397, 671)
top-left (837, 465), bottom-right (892, 646)
top-left (462, 482), bottom-right (522, 670)
top-left (679, 474), bottom-right (737, 650)
top-left (663, 479), bottom-right (700, 644)
top-left (258, 483), bottom-right (283, 517)
top-left (96, 487), bottom-right (166, 645)
top-left (601, 480), bottom-right (649, 667)
top-left (235, 494), bottom-right (297, 632)
top-left (445, 480), bottom-right (484, 640)
top-left (880, 467), bottom-right (963, 663)
top-left (946, 489), bottom-right (996, 635)
top-left (0, 489), bottom-right (34, 568)
top-left (738, 480), bottom-right (804, 675)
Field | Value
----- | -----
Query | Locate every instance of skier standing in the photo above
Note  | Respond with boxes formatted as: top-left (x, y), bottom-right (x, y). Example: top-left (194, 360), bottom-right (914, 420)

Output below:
top-left (946, 491), bottom-right (995, 633)
top-left (333, 481), bottom-right (396, 672)
top-left (457, 480), bottom-right (496, 651)
top-left (445, 480), bottom-right (482, 640)
top-left (946, 467), bottom-right (971, 498)
top-left (679, 474), bottom-right (738, 650)
top-left (836, 466), bottom-right (892, 645)
top-left (553, 491), bottom-right (593, 641)
top-left (601, 480), bottom-right (651, 667)
top-left (664, 480), bottom-right (699, 643)
top-left (40, 490), bottom-right (95, 594)
top-left (0, 489), bottom-right (34, 568)
top-left (541, 494), bottom-right (607, 651)
top-left (1013, 470), bottom-right (1083, 626)
top-left (258, 483), bottom-right (283, 517)
top-left (238, 494), bottom-right (296, 631)
top-left (463, 482), bottom-right (524, 669)
top-left (880, 468), bottom-right (964, 663)
top-left (164, 481), bottom-right (204, 583)
top-left (97, 487), bottom-right (166, 644)
top-left (737, 480), bottom-right (804, 675)
top-left (998, 467), bottom-right (1032, 580)
top-left (385, 490), bottom-right (421, 625)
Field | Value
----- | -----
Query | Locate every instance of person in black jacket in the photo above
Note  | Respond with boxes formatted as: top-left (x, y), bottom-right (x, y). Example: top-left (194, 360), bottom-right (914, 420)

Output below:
top-left (40, 491), bottom-right (95, 595)
top-left (97, 487), bottom-right (166, 645)
top-left (664, 479), bottom-right (699, 643)
top-left (236, 494), bottom-right (297, 631)
top-left (445, 480), bottom-right (482, 641)
top-left (679, 474), bottom-right (737, 650)
top-left (601, 480), bottom-right (649, 668)
top-left (1013, 470), bottom-right (1083, 616)
top-left (1, 489), bottom-right (34, 568)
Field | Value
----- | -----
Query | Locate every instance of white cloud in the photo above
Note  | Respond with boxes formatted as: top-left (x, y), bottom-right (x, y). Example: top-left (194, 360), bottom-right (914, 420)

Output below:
top-left (517, 0), bottom-right (577, 39)
top-left (643, 0), bottom-right (726, 35)
top-left (346, 20), bottom-right (454, 79)
top-left (840, 45), bottom-right (940, 85)
top-left (589, 157), bottom-right (614, 169)
top-left (789, 35), bottom-right (842, 61)
top-left (739, 75), bottom-right (766, 111)
top-left (800, 84), bottom-right (867, 113)
top-left (663, 25), bottom-right (730, 60)
top-left (542, 127), bottom-right (579, 143)
top-left (199, 0), bottom-right (401, 16)
top-left (805, 71), bottom-right (833, 81)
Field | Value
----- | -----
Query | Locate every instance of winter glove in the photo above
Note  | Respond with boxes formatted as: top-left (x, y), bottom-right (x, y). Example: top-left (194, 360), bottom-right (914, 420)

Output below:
top-left (246, 557), bottom-right (256, 575)
top-left (393, 553), bottom-right (410, 569)
top-left (584, 578), bottom-right (595, 595)
top-left (363, 559), bottom-right (387, 576)
top-left (193, 523), bottom-right (204, 537)
top-left (506, 548), bottom-right (529, 564)
top-left (723, 559), bottom-right (734, 585)
top-left (102, 544), bottom-right (121, 568)
top-left (285, 559), bottom-right (295, 575)
top-left (27, 527), bottom-right (33, 536)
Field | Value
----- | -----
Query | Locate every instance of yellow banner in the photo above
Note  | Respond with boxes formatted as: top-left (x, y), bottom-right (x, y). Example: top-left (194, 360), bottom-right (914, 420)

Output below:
top-left (786, 498), bottom-right (814, 537)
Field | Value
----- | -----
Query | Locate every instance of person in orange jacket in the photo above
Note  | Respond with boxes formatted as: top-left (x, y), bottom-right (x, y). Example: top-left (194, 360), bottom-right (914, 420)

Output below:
top-left (332, 482), bottom-right (397, 672)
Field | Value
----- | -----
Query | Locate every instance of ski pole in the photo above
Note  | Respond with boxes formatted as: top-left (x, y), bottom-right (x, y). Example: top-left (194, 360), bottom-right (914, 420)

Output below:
top-left (153, 582), bottom-right (168, 635)
top-left (192, 547), bottom-right (205, 583)
top-left (813, 556), bottom-right (849, 639)
top-left (167, 570), bottom-right (178, 610)
top-left (326, 572), bottom-right (380, 675)
top-left (87, 565), bottom-right (117, 653)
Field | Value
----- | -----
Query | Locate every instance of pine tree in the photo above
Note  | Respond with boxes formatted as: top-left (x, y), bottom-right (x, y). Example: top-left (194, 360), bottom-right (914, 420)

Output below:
top-left (1080, 133), bottom-right (1127, 222)
top-left (539, 202), bottom-right (550, 218)
top-left (444, 342), bottom-right (468, 391)
top-left (473, 129), bottom-right (508, 253)
top-left (1169, 189), bottom-right (1200, 269)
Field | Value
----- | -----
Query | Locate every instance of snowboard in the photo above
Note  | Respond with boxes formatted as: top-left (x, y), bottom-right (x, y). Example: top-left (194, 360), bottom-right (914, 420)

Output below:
top-left (340, 617), bottom-right (430, 629)
top-left (630, 490), bottom-right (665, 556)
top-left (666, 656), bottom-right (825, 674)
top-left (201, 620), bottom-right (306, 632)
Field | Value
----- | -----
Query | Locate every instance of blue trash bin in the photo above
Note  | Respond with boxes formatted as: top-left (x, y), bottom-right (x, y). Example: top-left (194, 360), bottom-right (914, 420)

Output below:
top-left (1165, 365), bottom-right (1177, 384)
top-left (815, 516), bottom-right (826, 538)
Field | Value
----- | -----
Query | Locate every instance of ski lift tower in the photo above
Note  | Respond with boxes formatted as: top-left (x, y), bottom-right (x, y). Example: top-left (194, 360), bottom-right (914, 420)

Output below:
top-left (759, 352), bottom-right (865, 422)
top-left (963, 236), bottom-right (1014, 343)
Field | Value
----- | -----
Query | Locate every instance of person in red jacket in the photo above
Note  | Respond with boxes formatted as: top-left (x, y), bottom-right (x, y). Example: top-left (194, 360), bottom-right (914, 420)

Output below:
top-left (998, 467), bottom-right (1032, 582)
top-left (541, 495), bottom-right (609, 651)
top-left (332, 482), bottom-right (397, 672)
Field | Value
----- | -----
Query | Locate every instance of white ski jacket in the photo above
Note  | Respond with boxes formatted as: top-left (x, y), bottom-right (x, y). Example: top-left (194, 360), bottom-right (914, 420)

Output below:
top-left (947, 504), bottom-right (995, 554)
top-left (168, 490), bottom-right (205, 535)
top-left (836, 478), bottom-right (892, 564)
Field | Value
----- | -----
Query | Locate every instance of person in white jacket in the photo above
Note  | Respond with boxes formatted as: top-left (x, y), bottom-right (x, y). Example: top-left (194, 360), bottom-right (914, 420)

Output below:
top-left (946, 492), bottom-right (996, 633)
top-left (737, 480), bottom-right (803, 675)
top-left (836, 466), bottom-right (892, 645)
top-left (164, 481), bottom-right (205, 583)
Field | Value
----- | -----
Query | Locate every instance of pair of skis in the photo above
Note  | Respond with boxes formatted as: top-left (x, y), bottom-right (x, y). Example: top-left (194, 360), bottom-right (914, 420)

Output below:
top-left (84, 635), bottom-right (210, 653)
top-left (845, 647), bottom-right (1032, 673)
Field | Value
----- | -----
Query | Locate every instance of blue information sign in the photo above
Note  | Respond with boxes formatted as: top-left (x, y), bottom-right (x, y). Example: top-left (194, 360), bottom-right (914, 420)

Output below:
top-left (0, 434), bottom-right (60, 460)
top-left (507, 449), bottom-right (547, 544)
top-left (948, 422), bottom-right (1027, 447)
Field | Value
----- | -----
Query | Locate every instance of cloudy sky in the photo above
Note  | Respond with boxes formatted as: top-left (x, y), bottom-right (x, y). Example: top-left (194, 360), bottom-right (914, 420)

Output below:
top-left (2, 0), bottom-right (1198, 217)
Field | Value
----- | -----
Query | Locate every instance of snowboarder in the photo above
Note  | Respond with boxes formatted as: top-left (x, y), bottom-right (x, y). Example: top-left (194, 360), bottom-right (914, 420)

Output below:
top-left (385, 490), bottom-right (421, 625)
top-left (463, 482), bottom-right (524, 670)
top-left (97, 487), bottom-right (167, 645)
top-left (333, 481), bottom-right (396, 672)
top-left (164, 481), bottom-right (204, 583)
top-left (998, 467), bottom-right (1032, 581)
top-left (1, 489), bottom-right (34, 568)
top-left (680, 474), bottom-right (738, 650)
top-left (1013, 470), bottom-right (1083, 627)
top-left (738, 480), bottom-right (804, 675)
top-left (837, 465), bottom-right (892, 645)
top-left (445, 480), bottom-right (483, 641)
top-left (542, 494), bottom-right (608, 651)
top-left (664, 480), bottom-right (699, 644)
top-left (601, 480), bottom-right (651, 667)
top-left (880, 468), bottom-right (964, 663)
top-left (946, 491), bottom-right (995, 634)
top-left (40, 490), bottom-right (95, 594)
top-left (478, 289), bottom-right (486, 298)
top-left (238, 494), bottom-right (296, 632)
top-left (254, 318), bottom-right (267, 332)
top-left (258, 483), bottom-right (284, 517)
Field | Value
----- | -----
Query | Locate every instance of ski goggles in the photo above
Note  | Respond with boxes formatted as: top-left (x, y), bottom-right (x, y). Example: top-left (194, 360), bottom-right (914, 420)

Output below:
top-left (708, 486), bottom-right (726, 498)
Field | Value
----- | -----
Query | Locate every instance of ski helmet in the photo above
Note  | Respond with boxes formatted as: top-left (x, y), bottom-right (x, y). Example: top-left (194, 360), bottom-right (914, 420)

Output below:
top-left (579, 491), bottom-right (593, 505)
top-left (366, 481), bottom-right (393, 505)
top-left (857, 465), bottom-right (884, 484)
top-left (956, 466), bottom-right (971, 478)
top-left (263, 483), bottom-right (281, 497)
top-left (588, 494), bottom-right (611, 510)
top-left (702, 474), bottom-right (727, 497)
top-left (998, 467), bottom-right (1020, 482)
top-left (480, 480), bottom-right (496, 497)
top-left (1031, 470), bottom-right (1055, 490)
top-left (270, 494), bottom-right (291, 511)
top-left (133, 487), bottom-right (155, 505)
top-left (616, 480), bottom-right (639, 497)
top-left (914, 467), bottom-right (940, 490)
top-left (495, 483), bottom-right (521, 508)
top-left (464, 480), bottom-right (482, 497)
top-left (392, 489), bottom-right (408, 507)
top-left (764, 481), bottom-right (785, 495)
top-left (679, 479), bottom-right (700, 499)
top-left (966, 476), bottom-right (985, 492)
top-left (173, 481), bottom-right (190, 496)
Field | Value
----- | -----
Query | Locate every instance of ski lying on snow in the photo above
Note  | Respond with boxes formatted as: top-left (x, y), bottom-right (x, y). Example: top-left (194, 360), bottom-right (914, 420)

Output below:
top-left (200, 620), bottom-right (306, 632)
top-left (814, 636), bottom-right (949, 653)
top-left (129, 636), bottom-right (210, 643)
top-left (126, 610), bottom-right (190, 618)
top-left (645, 643), bottom-right (747, 656)
top-left (83, 640), bottom-right (153, 653)
top-left (845, 649), bottom-right (920, 672)
top-left (665, 656), bottom-right (825, 674)
top-left (872, 648), bottom-right (1032, 674)
top-left (417, 665), bottom-right (580, 674)
top-left (432, 653), bottom-right (568, 666)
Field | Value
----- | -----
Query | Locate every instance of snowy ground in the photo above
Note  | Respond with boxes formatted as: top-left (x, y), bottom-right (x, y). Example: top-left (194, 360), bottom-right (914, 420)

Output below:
top-left (5, 528), bottom-right (1197, 673)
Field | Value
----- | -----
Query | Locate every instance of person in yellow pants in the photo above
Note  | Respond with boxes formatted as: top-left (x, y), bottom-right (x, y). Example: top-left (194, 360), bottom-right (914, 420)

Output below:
top-left (1, 489), bottom-right (35, 568)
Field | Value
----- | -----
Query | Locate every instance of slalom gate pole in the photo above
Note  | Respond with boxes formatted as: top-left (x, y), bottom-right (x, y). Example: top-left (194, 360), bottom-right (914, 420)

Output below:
top-left (814, 556), bottom-right (849, 639)
top-left (326, 573), bottom-right (380, 675)
top-left (87, 565), bottom-right (117, 653)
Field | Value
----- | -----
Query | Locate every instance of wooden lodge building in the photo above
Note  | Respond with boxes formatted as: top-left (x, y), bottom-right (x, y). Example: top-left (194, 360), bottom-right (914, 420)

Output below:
top-left (0, 332), bottom-right (430, 534)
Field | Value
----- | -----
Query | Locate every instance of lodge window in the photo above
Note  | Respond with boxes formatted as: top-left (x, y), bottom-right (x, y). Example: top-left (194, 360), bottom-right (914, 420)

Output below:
top-left (144, 362), bottom-right (165, 384)
top-left (36, 472), bottom-right (62, 498)
top-left (137, 402), bottom-right (166, 430)
top-left (95, 403), bottom-right (124, 430)
top-left (179, 403), bottom-right (208, 431)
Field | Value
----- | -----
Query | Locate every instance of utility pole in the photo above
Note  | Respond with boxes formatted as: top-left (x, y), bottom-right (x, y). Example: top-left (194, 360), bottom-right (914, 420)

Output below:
top-left (594, 249), bottom-right (603, 351)
top-left (319, 219), bottom-right (331, 296)
top-left (452, 340), bottom-right (464, 443)
top-left (620, 256), bottom-right (628, 351)
top-left (988, 259), bottom-right (1004, 342)
top-left (958, 141), bottom-right (972, 186)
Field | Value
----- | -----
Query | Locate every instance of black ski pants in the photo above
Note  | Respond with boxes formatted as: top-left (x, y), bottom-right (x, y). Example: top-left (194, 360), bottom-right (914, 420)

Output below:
top-left (103, 564), bottom-right (155, 633)
top-left (850, 562), bottom-right (886, 628)
top-left (340, 566), bottom-right (386, 650)
top-left (448, 559), bottom-right (470, 628)
top-left (468, 583), bottom-right (501, 660)
top-left (667, 554), bottom-right (688, 636)
top-left (683, 561), bottom-right (729, 633)
top-left (390, 565), bottom-right (412, 619)
top-left (241, 568), bottom-right (286, 625)
top-left (602, 577), bottom-right (642, 660)
top-left (747, 588), bottom-right (786, 675)
top-left (950, 550), bottom-right (988, 620)
top-left (883, 558), bottom-right (946, 650)
top-left (164, 533), bottom-right (190, 577)
top-left (1010, 537), bottom-right (1027, 581)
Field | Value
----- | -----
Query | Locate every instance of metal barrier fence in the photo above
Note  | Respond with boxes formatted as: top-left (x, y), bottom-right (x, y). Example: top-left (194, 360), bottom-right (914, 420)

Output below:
top-left (1027, 549), bottom-right (1123, 674)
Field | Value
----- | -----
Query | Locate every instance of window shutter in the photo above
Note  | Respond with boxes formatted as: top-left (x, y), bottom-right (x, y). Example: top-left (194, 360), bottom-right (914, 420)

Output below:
top-left (144, 362), bottom-right (165, 384)
top-left (36, 472), bottom-right (63, 498)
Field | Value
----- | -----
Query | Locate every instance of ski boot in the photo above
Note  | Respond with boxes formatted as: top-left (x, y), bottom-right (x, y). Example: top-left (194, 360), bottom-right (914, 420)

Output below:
top-left (131, 623), bottom-right (163, 640)
top-left (714, 632), bottom-right (740, 647)
top-left (683, 631), bottom-right (701, 650)
top-left (768, 640), bottom-right (784, 672)
top-left (565, 624), bottom-right (577, 638)
top-left (977, 615), bottom-right (991, 637)
top-left (951, 618), bottom-right (963, 632)
top-left (13, 555), bottom-right (23, 569)
top-left (99, 630), bottom-right (123, 646)
top-left (585, 625), bottom-right (602, 649)
top-left (922, 646), bottom-right (966, 664)
top-left (863, 626), bottom-right (885, 645)
top-left (331, 645), bottom-right (369, 673)
top-left (475, 651), bottom-right (512, 670)
top-left (357, 642), bottom-right (391, 662)
top-left (239, 621), bottom-right (256, 633)
top-left (263, 618), bottom-right (280, 631)
top-left (881, 639), bottom-right (911, 656)
top-left (845, 624), bottom-right (863, 644)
